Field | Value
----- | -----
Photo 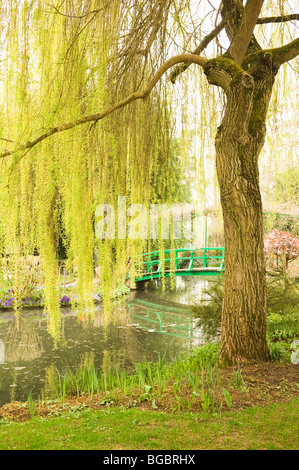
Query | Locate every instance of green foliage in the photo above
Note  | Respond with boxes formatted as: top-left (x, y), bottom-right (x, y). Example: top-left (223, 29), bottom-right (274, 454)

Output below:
top-left (42, 344), bottom-right (224, 413)
top-left (229, 367), bottom-right (245, 389)
top-left (200, 362), bottom-right (221, 414)
top-left (266, 311), bottom-right (299, 362)
top-left (264, 213), bottom-right (299, 239)
top-left (27, 391), bottom-right (36, 419)
top-left (267, 314), bottom-right (299, 341)
top-left (178, 342), bottom-right (221, 369)
top-left (0, 287), bottom-right (44, 309)
top-left (151, 138), bottom-right (192, 205)
top-left (0, 283), bottom-right (130, 310)
top-left (109, 284), bottom-right (130, 299)
top-left (266, 167), bottom-right (299, 237)
top-left (267, 276), bottom-right (299, 316)
top-left (0, 1), bottom-right (194, 343)
top-left (0, 0), bottom-right (297, 368)
top-left (275, 166), bottom-right (299, 203)
top-left (222, 388), bottom-right (232, 409)
top-left (267, 341), bottom-right (290, 363)
top-left (192, 275), bottom-right (299, 354)
top-left (191, 276), bottom-right (223, 339)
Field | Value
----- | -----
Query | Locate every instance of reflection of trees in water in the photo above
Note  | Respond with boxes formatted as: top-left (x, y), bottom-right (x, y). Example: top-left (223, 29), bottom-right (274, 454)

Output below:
top-left (103, 328), bottom-right (144, 372)
top-left (78, 302), bottom-right (157, 371)
top-left (99, 305), bottom-right (189, 371)
top-left (91, 303), bottom-right (145, 369)
top-left (4, 319), bottom-right (44, 362)
top-left (119, 323), bottom-right (147, 369)
top-left (9, 368), bottom-right (18, 404)
top-left (99, 303), bottom-right (152, 370)
top-left (41, 363), bottom-right (57, 399)
top-left (39, 307), bottom-right (190, 400)
top-left (0, 340), bottom-right (4, 364)
top-left (40, 303), bottom-right (168, 395)
top-left (92, 302), bottom-right (131, 328)
top-left (81, 351), bottom-right (95, 370)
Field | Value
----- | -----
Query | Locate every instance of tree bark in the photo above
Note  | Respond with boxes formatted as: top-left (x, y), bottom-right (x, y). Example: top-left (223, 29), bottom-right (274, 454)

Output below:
top-left (205, 55), bottom-right (278, 365)
top-left (215, 100), bottom-right (269, 365)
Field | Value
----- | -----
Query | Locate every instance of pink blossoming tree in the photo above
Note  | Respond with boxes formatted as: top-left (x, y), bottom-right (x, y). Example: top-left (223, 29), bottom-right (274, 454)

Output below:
top-left (264, 230), bottom-right (299, 274)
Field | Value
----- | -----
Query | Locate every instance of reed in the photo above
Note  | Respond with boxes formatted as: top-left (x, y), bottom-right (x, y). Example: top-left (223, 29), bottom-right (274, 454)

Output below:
top-left (45, 343), bottom-right (230, 414)
top-left (27, 391), bottom-right (36, 419)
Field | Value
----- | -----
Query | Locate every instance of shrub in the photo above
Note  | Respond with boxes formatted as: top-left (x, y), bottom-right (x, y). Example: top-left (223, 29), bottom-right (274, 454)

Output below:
top-left (179, 342), bottom-right (221, 369)
top-left (192, 274), bottom-right (299, 342)
top-left (191, 276), bottom-right (223, 340)
top-left (267, 313), bottom-right (299, 342)
top-left (268, 341), bottom-right (290, 362)
top-left (267, 275), bottom-right (299, 316)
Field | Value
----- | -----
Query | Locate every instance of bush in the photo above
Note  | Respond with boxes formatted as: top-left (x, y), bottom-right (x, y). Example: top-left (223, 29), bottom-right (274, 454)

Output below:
top-left (179, 342), bottom-right (221, 368)
top-left (267, 312), bottom-right (299, 343)
top-left (192, 274), bottom-right (299, 342)
top-left (268, 341), bottom-right (290, 362)
top-left (267, 275), bottom-right (299, 316)
top-left (191, 276), bottom-right (223, 340)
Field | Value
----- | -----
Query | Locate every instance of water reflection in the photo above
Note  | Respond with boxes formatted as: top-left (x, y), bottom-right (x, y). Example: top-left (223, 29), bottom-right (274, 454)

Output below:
top-left (0, 277), bottom-right (212, 406)
top-left (4, 319), bottom-right (44, 362)
top-left (0, 340), bottom-right (4, 364)
top-left (143, 276), bottom-right (211, 306)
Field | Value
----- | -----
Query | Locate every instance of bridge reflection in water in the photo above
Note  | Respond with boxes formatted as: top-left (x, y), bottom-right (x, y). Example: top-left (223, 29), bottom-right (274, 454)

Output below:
top-left (127, 298), bottom-right (203, 343)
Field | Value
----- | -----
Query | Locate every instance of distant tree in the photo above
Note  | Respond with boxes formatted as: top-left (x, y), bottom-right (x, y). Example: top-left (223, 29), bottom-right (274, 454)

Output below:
top-left (274, 166), bottom-right (299, 208)
top-left (264, 230), bottom-right (299, 274)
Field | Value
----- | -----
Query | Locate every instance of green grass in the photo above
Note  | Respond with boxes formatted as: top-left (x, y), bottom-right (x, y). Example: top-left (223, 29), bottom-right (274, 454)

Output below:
top-left (0, 399), bottom-right (298, 450)
top-left (45, 343), bottom-right (222, 408)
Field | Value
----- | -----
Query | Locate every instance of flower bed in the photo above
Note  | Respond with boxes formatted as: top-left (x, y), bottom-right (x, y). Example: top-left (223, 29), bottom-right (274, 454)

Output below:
top-left (0, 284), bottom-right (130, 310)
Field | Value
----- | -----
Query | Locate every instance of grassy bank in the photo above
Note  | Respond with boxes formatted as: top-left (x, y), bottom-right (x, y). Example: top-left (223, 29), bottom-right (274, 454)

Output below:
top-left (0, 399), bottom-right (298, 450)
top-left (0, 330), bottom-right (298, 450)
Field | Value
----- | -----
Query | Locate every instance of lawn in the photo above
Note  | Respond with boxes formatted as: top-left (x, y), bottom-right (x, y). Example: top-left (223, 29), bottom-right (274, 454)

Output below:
top-left (0, 399), bottom-right (298, 450)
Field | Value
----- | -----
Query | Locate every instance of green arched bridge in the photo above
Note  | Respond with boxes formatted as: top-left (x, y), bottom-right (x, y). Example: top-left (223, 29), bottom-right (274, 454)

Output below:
top-left (129, 247), bottom-right (225, 283)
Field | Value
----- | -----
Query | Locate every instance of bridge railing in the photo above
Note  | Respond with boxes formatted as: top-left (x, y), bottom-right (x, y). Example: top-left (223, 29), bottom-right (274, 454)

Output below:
top-left (134, 247), bottom-right (225, 279)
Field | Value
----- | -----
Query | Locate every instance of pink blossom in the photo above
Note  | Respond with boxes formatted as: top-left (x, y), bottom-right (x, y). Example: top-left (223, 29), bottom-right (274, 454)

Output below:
top-left (264, 230), bottom-right (299, 270)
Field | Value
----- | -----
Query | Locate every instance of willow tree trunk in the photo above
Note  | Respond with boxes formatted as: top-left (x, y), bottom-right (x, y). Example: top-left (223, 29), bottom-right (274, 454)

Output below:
top-left (205, 57), bottom-right (278, 365)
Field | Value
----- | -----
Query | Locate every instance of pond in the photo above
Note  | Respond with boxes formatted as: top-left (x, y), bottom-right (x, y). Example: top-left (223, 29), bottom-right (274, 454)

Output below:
top-left (0, 277), bottom-right (214, 406)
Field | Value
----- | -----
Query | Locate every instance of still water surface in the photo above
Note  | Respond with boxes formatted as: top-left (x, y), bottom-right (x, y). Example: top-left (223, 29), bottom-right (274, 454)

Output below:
top-left (0, 277), bottom-right (212, 406)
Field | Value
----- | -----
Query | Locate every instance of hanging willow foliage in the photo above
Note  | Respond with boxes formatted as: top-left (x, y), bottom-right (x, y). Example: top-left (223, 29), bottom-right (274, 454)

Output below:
top-left (0, 0), bottom-right (297, 344)
top-left (0, 0), bottom-right (192, 342)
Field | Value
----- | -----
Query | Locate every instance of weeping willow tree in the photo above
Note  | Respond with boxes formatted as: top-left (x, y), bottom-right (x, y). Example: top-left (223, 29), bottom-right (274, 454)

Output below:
top-left (0, 0), bottom-right (298, 364)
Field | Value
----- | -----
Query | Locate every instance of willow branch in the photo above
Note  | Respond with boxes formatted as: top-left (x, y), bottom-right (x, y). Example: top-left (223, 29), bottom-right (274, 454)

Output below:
top-left (0, 54), bottom-right (207, 159)
top-left (228, 0), bottom-right (265, 64)
top-left (44, 1), bottom-right (112, 19)
top-left (256, 14), bottom-right (299, 24)
top-left (243, 38), bottom-right (299, 76)
top-left (170, 19), bottom-right (226, 84)
top-left (272, 38), bottom-right (299, 67)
